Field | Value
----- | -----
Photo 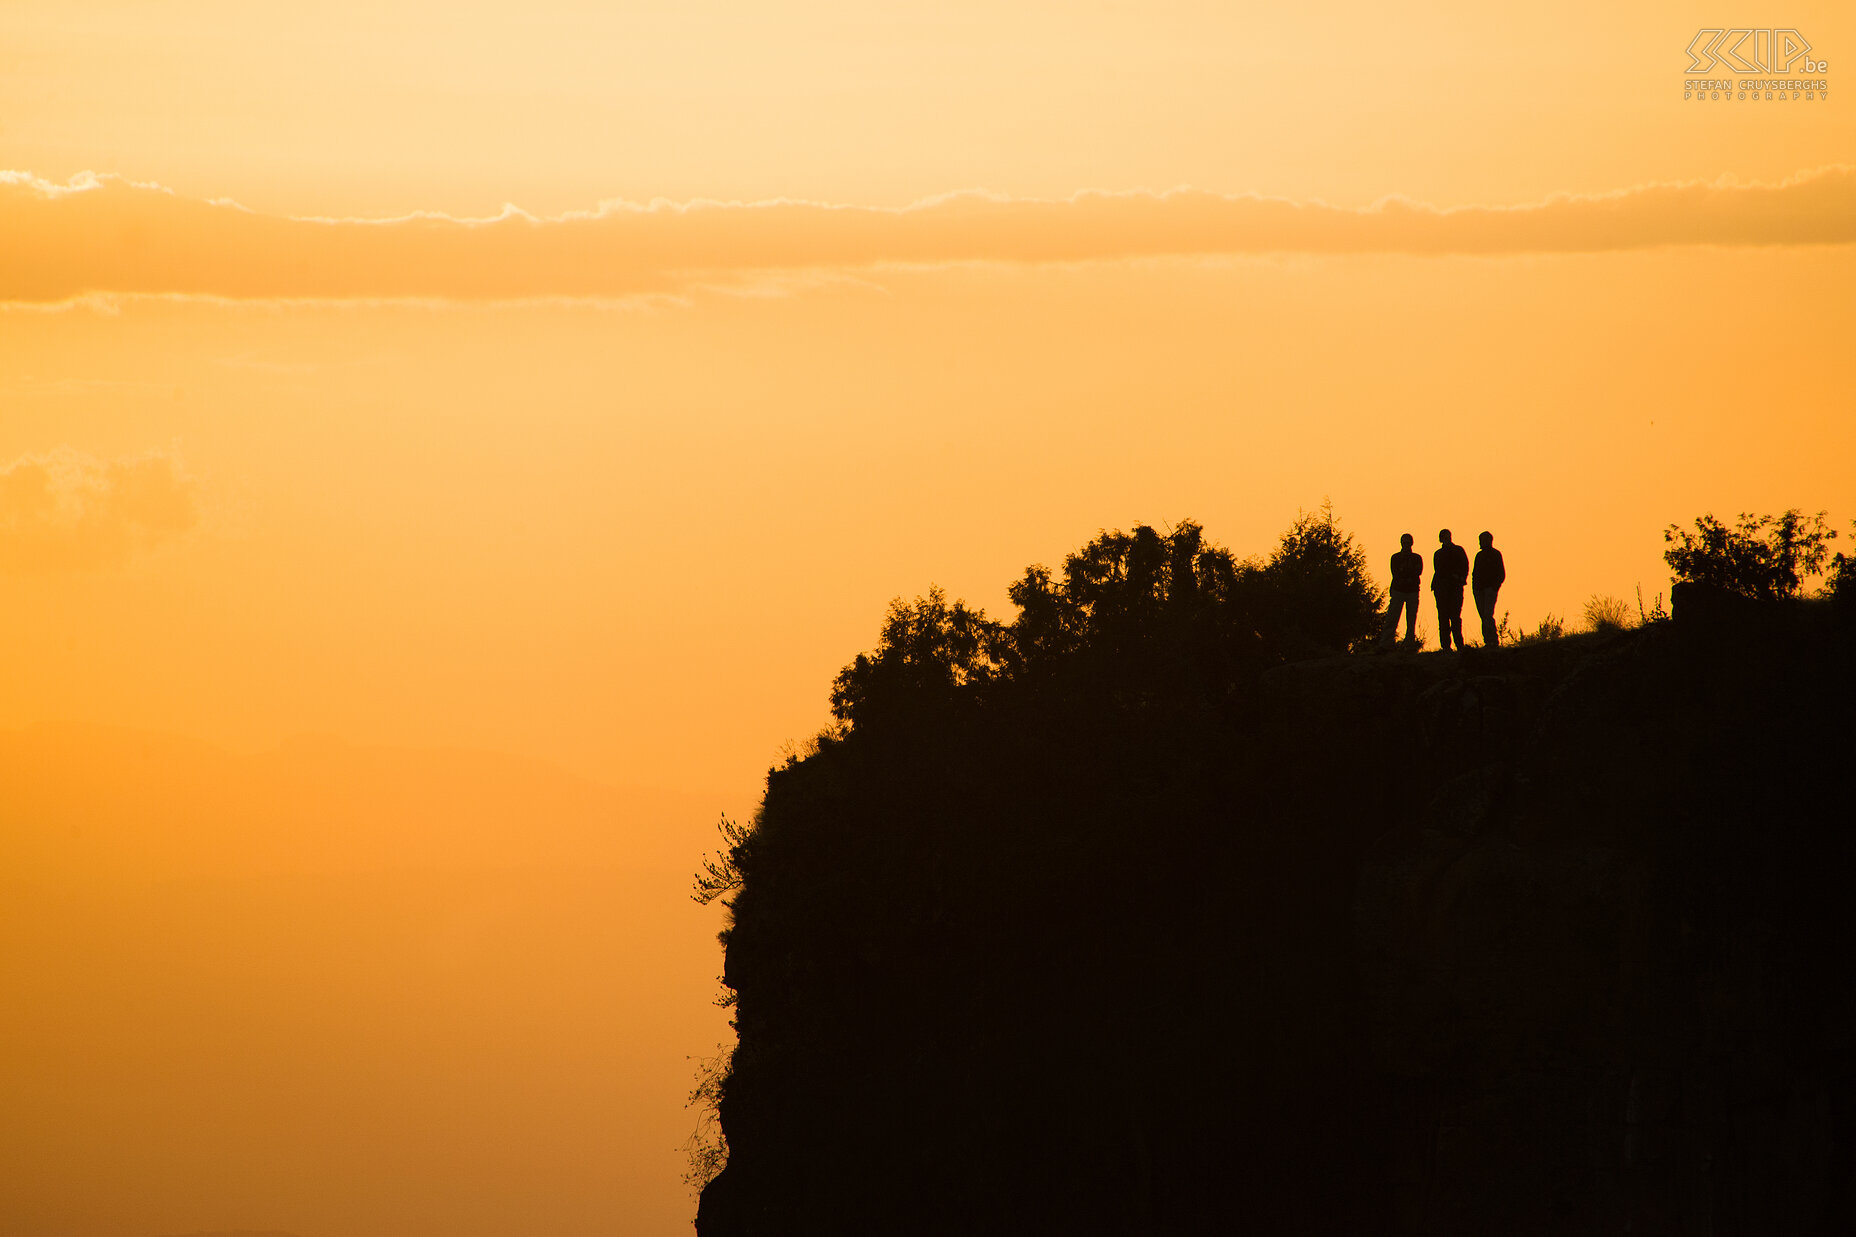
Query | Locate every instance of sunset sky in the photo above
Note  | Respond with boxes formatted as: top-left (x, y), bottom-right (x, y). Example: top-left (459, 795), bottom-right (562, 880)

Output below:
top-left (3, 2), bottom-right (1853, 1235)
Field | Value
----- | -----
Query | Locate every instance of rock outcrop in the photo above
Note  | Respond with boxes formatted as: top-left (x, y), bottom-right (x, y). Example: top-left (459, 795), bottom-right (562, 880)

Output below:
top-left (700, 601), bottom-right (1854, 1235)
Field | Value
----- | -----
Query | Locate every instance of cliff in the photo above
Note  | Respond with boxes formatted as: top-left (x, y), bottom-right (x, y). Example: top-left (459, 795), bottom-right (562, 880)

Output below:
top-left (698, 596), bottom-right (1854, 1235)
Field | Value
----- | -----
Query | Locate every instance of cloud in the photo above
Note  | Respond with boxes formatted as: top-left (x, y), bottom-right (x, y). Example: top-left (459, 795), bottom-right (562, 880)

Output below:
top-left (3, 167), bottom-right (1854, 304)
top-left (0, 447), bottom-right (197, 573)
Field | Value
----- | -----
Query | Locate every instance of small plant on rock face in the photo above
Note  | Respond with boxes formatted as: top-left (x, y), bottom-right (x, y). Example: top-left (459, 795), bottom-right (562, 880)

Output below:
top-left (1637, 584), bottom-right (1669, 625)
top-left (1514, 614), bottom-right (1567, 646)
top-left (693, 814), bottom-right (754, 908)
top-left (682, 1044), bottom-right (733, 1196)
top-left (1583, 594), bottom-right (1635, 633)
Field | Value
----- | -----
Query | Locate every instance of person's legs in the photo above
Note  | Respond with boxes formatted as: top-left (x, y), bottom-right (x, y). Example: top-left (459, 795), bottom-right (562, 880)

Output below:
top-left (1435, 595), bottom-right (1455, 650)
top-left (1475, 587), bottom-right (1500, 647)
top-left (1382, 591), bottom-right (1416, 647)
top-left (1446, 591), bottom-right (1469, 649)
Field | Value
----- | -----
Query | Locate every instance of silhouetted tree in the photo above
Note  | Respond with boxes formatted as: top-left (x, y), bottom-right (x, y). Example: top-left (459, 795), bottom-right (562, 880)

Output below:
top-left (1663, 509), bottom-right (1838, 600)
top-left (1827, 523), bottom-right (1855, 604)
top-left (828, 587), bottom-right (1006, 728)
top-left (1002, 521), bottom-right (1250, 691)
top-left (1252, 501), bottom-right (1382, 653)
top-left (824, 512), bottom-right (1384, 742)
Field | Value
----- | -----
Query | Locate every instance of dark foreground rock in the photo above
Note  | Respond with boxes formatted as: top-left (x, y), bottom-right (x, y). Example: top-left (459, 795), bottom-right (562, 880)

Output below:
top-left (701, 601), bottom-right (1855, 1236)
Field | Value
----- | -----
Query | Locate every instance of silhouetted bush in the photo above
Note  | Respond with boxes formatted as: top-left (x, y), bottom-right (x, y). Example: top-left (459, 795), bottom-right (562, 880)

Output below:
top-left (1002, 519), bottom-right (1249, 693)
top-left (1254, 501), bottom-right (1382, 654)
top-left (823, 510), bottom-right (1381, 736)
top-left (1663, 509), bottom-right (1838, 600)
top-left (1582, 594), bottom-right (1634, 633)
top-left (828, 588), bottom-right (1005, 730)
top-left (1513, 614), bottom-right (1568, 645)
top-left (1826, 523), bottom-right (1855, 604)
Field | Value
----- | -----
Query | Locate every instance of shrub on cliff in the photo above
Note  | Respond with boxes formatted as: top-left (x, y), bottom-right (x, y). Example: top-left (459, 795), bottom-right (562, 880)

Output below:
top-left (1001, 519), bottom-right (1255, 705)
top-left (1827, 523), bottom-right (1855, 604)
top-left (1583, 594), bottom-right (1635, 633)
top-left (824, 509), bottom-right (1381, 736)
top-left (1663, 509), bottom-right (1839, 601)
top-left (1252, 501), bottom-right (1382, 653)
top-left (828, 587), bottom-right (1006, 730)
top-left (1511, 614), bottom-right (1568, 645)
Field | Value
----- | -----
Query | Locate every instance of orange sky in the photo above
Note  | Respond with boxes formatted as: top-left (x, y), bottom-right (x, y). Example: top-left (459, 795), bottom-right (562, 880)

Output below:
top-left (3, 3), bottom-right (1853, 1235)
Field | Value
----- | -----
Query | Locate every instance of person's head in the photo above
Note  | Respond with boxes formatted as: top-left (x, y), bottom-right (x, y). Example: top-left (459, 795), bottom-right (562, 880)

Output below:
top-left (1400, 533), bottom-right (1414, 549)
top-left (1479, 530), bottom-right (1494, 549)
top-left (1438, 529), bottom-right (1452, 545)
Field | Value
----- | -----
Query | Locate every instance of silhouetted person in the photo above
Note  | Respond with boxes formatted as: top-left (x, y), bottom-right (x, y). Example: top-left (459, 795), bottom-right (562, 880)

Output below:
top-left (1473, 531), bottom-right (1506, 648)
top-left (1432, 529), bottom-right (1469, 651)
top-left (1380, 533), bottom-right (1423, 648)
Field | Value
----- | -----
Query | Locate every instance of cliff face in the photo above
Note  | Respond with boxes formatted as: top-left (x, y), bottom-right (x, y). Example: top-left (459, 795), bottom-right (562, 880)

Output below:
top-left (699, 601), bottom-right (1855, 1236)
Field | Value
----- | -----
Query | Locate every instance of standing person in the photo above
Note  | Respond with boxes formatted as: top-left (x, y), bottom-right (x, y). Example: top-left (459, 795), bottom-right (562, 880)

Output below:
top-left (1432, 529), bottom-right (1469, 651)
top-left (1473, 531), bottom-right (1506, 648)
top-left (1380, 533), bottom-right (1423, 648)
